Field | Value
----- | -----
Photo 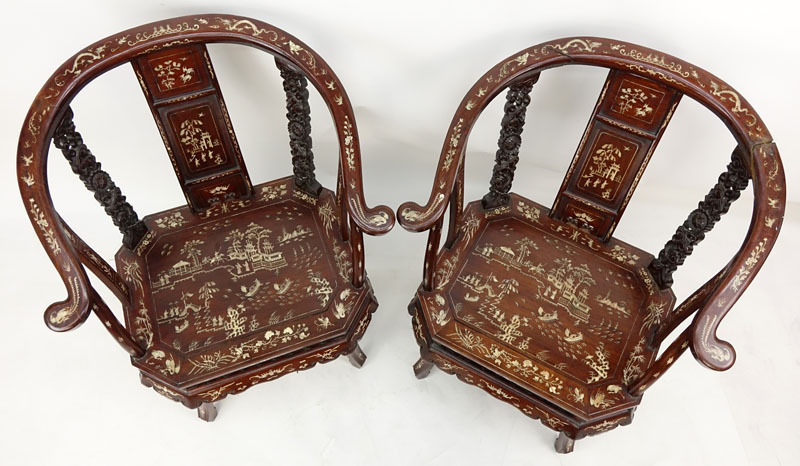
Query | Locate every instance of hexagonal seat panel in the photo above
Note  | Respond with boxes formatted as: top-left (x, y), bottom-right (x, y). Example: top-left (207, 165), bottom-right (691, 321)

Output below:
top-left (413, 194), bottom-right (675, 422)
top-left (117, 177), bottom-right (375, 396)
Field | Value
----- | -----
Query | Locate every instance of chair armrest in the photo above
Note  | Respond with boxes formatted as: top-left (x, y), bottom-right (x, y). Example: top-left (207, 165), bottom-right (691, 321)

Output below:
top-left (690, 143), bottom-right (785, 370)
top-left (344, 195), bottom-right (395, 236)
top-left (335, 107), bottom-right (394, 236)
top-left (397, 115), bottom-right (465, 233)
top-left (21, 190), bottom-right (93, 332)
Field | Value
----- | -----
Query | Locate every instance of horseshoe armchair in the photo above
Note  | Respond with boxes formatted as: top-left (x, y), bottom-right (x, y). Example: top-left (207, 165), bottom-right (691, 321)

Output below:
top-left (18, 15), bottom-right (393, 421)
top-left (399, 38), bottom-right (785, 452)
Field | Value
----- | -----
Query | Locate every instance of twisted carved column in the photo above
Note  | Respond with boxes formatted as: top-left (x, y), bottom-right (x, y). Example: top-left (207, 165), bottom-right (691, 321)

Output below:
top-left (277, 61), bottom-right (322, 197)
top-left (53, 107), bottom-right (147, 249)
top-left (648, 148), bottom-right (750, 288)
top-left (482, 76), bottom-right (538, 209)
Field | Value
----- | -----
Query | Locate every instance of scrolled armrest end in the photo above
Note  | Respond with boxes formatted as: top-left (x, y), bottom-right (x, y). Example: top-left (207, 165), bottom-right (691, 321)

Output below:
top-left (43, 277), bottom-right (91, 332)
top-left (397, 193), bottom-right (447, 232)
top-left (347, 200), bottom-right (395, 236)
top-left (691, 313), bottom-right (737, 371)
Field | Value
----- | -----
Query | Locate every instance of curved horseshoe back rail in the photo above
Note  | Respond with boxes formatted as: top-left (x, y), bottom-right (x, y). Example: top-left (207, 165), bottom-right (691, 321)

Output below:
top-left (397, 37), bottom-right (785, 372)
top-left (17, 14), bottom-right (394, 334)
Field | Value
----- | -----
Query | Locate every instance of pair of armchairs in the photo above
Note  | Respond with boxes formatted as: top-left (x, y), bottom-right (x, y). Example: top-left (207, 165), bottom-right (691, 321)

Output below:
top-left (18, 15), bottom-right (784, 453)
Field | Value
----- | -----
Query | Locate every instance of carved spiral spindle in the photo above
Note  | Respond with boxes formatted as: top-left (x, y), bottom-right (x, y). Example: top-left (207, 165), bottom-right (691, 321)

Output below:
top-left (277, 61), bottom-right (322, 197)
top-left (53, 107), bottom-right (147, 249)
top-left (648, 148), bottom-right (750, 288)
top-left (482, 76), bottom-right (538, 209)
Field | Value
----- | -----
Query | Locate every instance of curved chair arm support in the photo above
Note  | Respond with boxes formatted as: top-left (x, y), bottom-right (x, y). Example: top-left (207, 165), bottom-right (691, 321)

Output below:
top-left (689, 143), bottom-right (784, 371)
top-left (628, 270), bottom-right (726, 394)
top-left (343, 191), bottom-right (395, 237)
top-left (654, 268), bottom-right (727, 344)
top-left (67, 224), bottom-right (145, 357)
top-left (629, 326), bottom-right (693, 396)
top-left (59, 217), bottom-right (131, 305)
top-left (89, 289), bottom-right (146, 357)
top-left (33, 214), bottom-right (145, 356)
top-left (20, 129), bottom-right (93, 332)
top-left (18, 15), bottom-right (394, 331)
top-left (635, 144), bottom-right (783, 379)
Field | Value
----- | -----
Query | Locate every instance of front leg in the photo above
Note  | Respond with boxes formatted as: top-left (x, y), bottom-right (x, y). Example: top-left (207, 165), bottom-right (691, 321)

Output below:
top-left (197, 402), bottom-right (218, 422)
top-left (554, 431), bottom-right (575, 453)
top-left (347, 343), bottom-right (367, 368)
top-left (413, 356), bottom-right (435, 379)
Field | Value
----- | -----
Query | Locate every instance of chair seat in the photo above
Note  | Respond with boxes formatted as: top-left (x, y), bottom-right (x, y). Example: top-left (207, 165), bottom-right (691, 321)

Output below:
top-left (116, 177), bottom-right (374, 394)
top-left (415, 194), bottom-right (675, 420)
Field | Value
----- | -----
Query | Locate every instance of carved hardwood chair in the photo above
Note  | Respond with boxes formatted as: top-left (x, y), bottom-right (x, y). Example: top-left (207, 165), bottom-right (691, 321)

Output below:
top-left (18, 14), bottom-right (394, 421)
top-left (399, 38), bottom-right (785, 452)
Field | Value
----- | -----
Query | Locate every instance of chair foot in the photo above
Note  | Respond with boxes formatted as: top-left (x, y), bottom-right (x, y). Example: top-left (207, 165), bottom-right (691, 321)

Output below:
top-left (347, 343), bottom-right (367, 368)
top-left (554, 432), bottom-right (575, 454)
top-left (197, 402), bottom-right (218, 422)
top-left (413, 357), bottom-right (434, 379)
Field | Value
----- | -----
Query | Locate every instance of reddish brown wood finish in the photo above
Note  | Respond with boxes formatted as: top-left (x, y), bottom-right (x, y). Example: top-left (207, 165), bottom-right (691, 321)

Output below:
top-left (399, 38), bottom-right (785, 452)
top-left (17, 15), bottom-right (393, 418)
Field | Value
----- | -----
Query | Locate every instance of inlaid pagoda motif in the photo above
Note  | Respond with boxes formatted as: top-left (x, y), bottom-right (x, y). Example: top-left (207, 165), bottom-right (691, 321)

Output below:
top-left (450, 218), bottom-right (646, 382)
top-left (168, 105), bottom-right (227, 172)
top-left (577, 132), bottom-right (640, 202)
top-left (146, 201), bottom-right (337, 353)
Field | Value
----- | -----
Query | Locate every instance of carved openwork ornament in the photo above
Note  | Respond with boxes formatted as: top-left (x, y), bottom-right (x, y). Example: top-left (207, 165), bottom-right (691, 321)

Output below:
top-left (482, 77), bottom-right (537, 209)
top-left (53, 108), bottom-right (147, 249)
top-left (648, 149), bottom-right (751, 288)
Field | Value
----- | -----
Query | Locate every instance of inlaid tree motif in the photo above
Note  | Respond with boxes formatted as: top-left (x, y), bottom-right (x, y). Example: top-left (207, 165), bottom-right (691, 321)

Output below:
top-left (616, 87), bottom-right (652, 116)
top-left (590, 144), bottom-right (622, 179)
top-left (179, 117), bottom-right (221, 167)
top-left (154, 58), bottom-right (195, 90)
top-left (514, 238), bottom-right (538, 264)
top-left (622, 338), bottom-right (647, 385)
top-left (585, 342), bottom-right (610, 383)
top-left (224, 305), bottom-right (248, 338)
top-left (498, 278), bottom-right (519, 297)
top-left (180, 239), bottom-right (204, 268)
top-left (198, 281), bottom-right (218, 306)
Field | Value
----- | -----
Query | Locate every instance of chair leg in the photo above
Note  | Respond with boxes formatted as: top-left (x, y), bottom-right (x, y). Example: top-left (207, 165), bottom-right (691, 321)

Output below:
top-left (347, 343), bottom-right (367, 368)
top-left (197, 402), bottom-right (218, 422)
top-left (413, 356), bottom-right (434, 379)
top-left (554, 432), bottom-right (575, 454)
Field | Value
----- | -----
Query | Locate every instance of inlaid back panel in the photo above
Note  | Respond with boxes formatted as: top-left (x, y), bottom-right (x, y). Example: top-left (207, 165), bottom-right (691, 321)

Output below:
top-left (551, 71), bottom-right (681, 240)
top-left (132, 44), bottom-right (253, 211)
